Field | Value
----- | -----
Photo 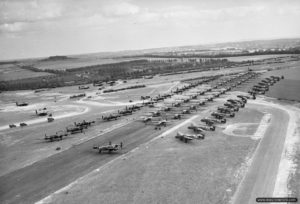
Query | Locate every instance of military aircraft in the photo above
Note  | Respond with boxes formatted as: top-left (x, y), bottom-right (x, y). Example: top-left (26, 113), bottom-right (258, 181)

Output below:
top-left (78, 85), bottom-right (90, 90)
top-left (44, 131), bottom-right (68, 142)
top-left (181, 109), bottom-right (192, 114)
top-left (211, 112), bottom-right (227, 119)
top-left (93, 142), bottom-right (122, 153)
top-left (141, 95), bottom-right (151, 100)
top-left (175, 132), bottom-right (204, 143)
top-left (141, 116), bottom-right (153, 123)
top-left (93, 81), bottom-right (103, 86)
top-left (161, 93), bottom-right (172, 99)
top-left (205, 96), bottom-right (214, 102)
top-left (152, 119), bottom-right (170, 130)
top-left (74, 120), bottom-right (95, 128)
top-left (35, 110), bottom-right (48, 116)
top-left (128, 105), bottom-right (142, 111)
top-left (216, 109), bottom-right (235, 117)
top-left (237, 95), bottom-right (250, 101)
top-left (149, 111), bottom-right (162, 117)
top-left (175, 132), bottom-right (194, 143)
top-left (160, 106), bottom-right (172, 111)
top-left (143, 101), bottom-right (156, 106)
top-left (179, 98), bottom-right (190, 103)
top-left (188, 123), bottom-right (205, 133)
top-left (153, 95), bottom-right (165, 102)
top-left (118, 108), bottom-right (133, 115)
top-left (107, 81), bottom-right (116, 86)
top-left (270, 76), bottom-right (280, 81)
top-left (201, 118), bottom-right (215, 126)
top-left (190, 99), bottom-right (206, 106)
top-left (172, 113), bottom-right (182, 120)
top-left (16, 102), bottom-right (28, 106)
top-left (187, 105), bottom-right (197, 110)
top-left (172, 102), bottom-right (182, 107)
top-left (210, 117), bottom-right (226, 123)
top-left (227, 99), bottom-right (245, 108)
top-left (66, 126), bottom-right (84, 134)
top-left (224, 103), bottom-right (239, 111)
top-left (189, 94), bottom-right (198, 99)
top-left (102, 114), bottom-right (120, 121)
top-left (195, 123), bottom-right (216, 131)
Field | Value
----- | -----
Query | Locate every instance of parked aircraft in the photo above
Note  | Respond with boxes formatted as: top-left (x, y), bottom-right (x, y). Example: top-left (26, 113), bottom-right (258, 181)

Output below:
top-left (118, 108), bottom-right (133, 115)
top-left (74, 120), bottom-right (95, 128)
top-left (44, 131), bottom-right (68, 142)
top-left (172, 102), bottom-right (181, 107)
top-left (216, 110), bottom-right (235, 117)
top-left (188, 123), bottom-right (205, 133)
top-left (175, 132), bottom-right (204, 143)
top-left (224, 103), bottom-right (239, 111)
top-left (66, 126), bottom-right (84, 134)
top-left (93, 142), bottom-right (122, 153)
top-left (211, 112), bottom-right (226, 119)
top-left (201, 118), bottom-right (215, 126)
top-left (78, 85), bottom-right (90, 90)
top-left (35, 110), bottom-right (48, 116)
top-left (16, 102), bottom-right (28, 106)
top-left (195, 123), bottom-right (216, 131)
top-left (152, 119), bottom-right (170, 130)
top-left (102, 114), bottom-right (120, 121)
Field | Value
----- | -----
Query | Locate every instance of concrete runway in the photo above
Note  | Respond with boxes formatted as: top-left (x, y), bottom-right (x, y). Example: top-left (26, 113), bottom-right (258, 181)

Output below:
top-left (232, 103), bottom-right (289, 204)
top-left (0, 121), bottom-right (162, 204)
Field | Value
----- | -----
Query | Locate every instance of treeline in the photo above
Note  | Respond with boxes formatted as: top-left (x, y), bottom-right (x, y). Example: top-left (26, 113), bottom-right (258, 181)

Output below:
top-left (103, 85), bottom-right (146, 93)
top-left (125, 48), bottom-right (300, 59)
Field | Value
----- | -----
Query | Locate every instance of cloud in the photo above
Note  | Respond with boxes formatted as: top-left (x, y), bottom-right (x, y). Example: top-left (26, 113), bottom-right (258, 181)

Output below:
top-left (102, 1), bottom-right (140, 17)
top-left (0, 0), bottom-right (63, 24)
top-left (0, 22), bottom-right (26, 33)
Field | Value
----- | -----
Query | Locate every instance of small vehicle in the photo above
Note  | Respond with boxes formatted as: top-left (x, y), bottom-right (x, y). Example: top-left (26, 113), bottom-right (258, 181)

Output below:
top-left (20, 122), bottom-right (27, 127)
top-left (47, 117), bottom-right (54, 122)
top-left (9, 124), bottom-right (17, 128)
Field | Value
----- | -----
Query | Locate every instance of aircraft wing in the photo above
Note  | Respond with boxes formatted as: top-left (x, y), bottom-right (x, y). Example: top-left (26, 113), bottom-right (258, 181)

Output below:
top-left (182, 135), bottom-right (194, 140)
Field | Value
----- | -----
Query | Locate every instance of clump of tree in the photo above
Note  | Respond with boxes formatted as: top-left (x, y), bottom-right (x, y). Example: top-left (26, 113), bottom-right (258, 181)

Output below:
top-left (103, 84), bottom-right (146, 93)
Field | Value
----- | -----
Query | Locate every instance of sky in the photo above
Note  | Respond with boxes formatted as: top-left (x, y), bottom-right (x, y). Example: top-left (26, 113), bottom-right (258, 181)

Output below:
top-left (0, 0), bottom-right (300, 60)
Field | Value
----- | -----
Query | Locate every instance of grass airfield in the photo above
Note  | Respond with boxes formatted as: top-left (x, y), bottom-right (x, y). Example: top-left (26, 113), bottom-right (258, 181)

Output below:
top-left (0, 61), bottom-right (299, 204)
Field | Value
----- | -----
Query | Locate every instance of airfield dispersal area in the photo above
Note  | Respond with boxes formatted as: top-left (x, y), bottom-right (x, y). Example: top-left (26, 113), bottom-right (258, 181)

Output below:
top-left (0, 59), bottom-right (300, 204)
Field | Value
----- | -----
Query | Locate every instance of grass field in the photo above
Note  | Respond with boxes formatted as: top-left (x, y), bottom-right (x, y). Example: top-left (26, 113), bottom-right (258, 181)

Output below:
top-left (24, 57), bottom-right (142, 70)
top-left (0, 64), bottom-right (52, 81)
